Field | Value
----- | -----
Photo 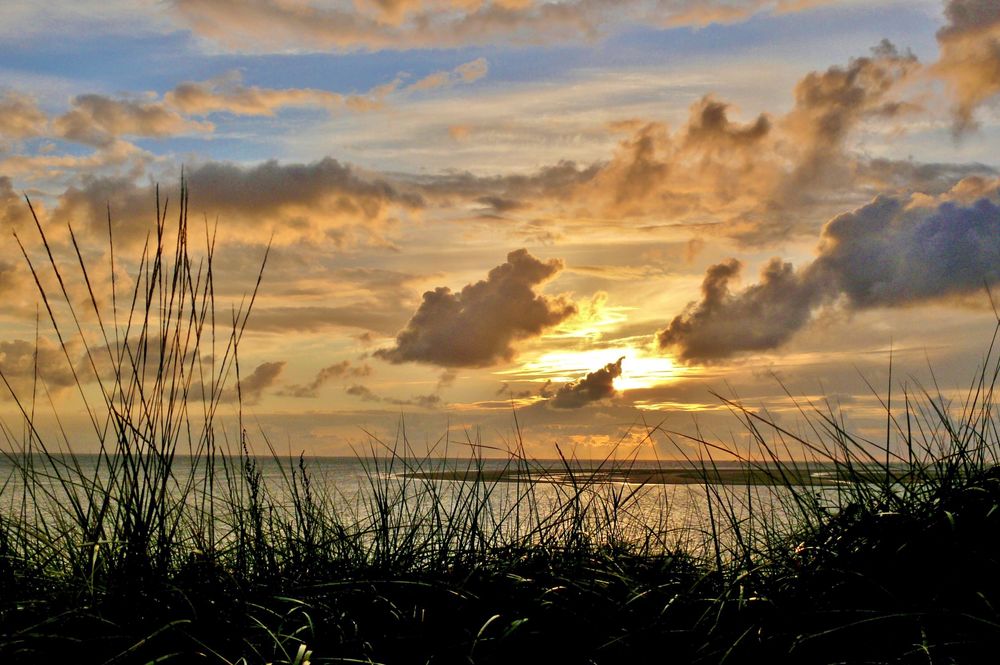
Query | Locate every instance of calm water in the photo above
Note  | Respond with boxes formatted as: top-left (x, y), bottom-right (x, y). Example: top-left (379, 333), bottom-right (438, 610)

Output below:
top-left (0, 454), bottom-right (839, 554)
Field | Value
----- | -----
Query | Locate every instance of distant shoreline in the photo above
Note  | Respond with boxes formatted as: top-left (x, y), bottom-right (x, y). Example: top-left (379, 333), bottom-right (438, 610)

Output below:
top-left (400, 466), bottom-right (925, 486)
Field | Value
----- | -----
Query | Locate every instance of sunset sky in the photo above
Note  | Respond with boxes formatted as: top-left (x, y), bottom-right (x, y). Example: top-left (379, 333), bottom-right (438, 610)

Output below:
top-left (1, 0), bottom-right (999, 458)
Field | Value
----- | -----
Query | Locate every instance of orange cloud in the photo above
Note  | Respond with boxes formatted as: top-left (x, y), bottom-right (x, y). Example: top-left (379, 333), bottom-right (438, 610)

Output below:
top-left (0, 92), bottom-right (47, 140)
top-left (170, 0), bottom-right (833, 53)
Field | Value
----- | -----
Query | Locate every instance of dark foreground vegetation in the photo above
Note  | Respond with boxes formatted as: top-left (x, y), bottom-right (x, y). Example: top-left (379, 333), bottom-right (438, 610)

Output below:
top-left (0, 190), bottom-right (999, 664)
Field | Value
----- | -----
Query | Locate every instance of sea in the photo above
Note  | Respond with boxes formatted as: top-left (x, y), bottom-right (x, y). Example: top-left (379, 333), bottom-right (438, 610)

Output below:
top-left (0, 454), bottom-right (847, 554)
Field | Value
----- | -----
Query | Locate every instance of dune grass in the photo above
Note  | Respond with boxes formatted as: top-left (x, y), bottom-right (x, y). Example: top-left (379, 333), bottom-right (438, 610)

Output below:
top-left (0, 188), bottom-right (998, 663)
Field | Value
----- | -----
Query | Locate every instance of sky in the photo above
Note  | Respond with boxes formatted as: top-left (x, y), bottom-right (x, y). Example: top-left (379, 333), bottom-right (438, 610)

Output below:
top-left (1, 0), bottom-right (999, 459)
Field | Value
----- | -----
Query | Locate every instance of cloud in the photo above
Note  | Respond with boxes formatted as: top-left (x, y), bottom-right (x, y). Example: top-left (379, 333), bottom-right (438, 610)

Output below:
top-left (0, 139), bottom-right (149, 184)
top-left (413, 45), bottom-right (918, 246)
top-left (223, 360), bottom-right (285, 405)
top-left (165, 71), bottom-right (349, 116)
top-left (344, 383), bottom-right (440, 408)
top-left (248, 305), bottom-right (410, 335)
top-left (54, 94), bottom-right (213, 147)
top-left (657, 258), bottom-right (825, 362)
top-left (53, 157), bottom-right (424, 246)
top-left (0, 338), bottom-right (79, 398)
top-left (164, 61), bottom-right (485, 117)
top-left (0, 176), bottom-right (40, 234)
top-left (346, 384), bottom-right (381, 402)
top-left (375, 248), bottom-right (576, 367)
top-left (661, 0), bottom-right (835, 28)
top-left (0, 92), bottom-right (47, 140)
top-left (405, 57), bottom-right (489, 92)
top-left (169, 0), bottom-right (834, 53)
top-left (280, 360), bottom-right (372, 398)
top-left (811, 194), bottom-right (1000, 307)
top-left (779, 39), bottom-right (918, 195)
top-left (548, 356), bottom-right (624, 409)
top-left (658, 192), bottom-right (1000, 362)
top-left (932, 0), bottom-right (1000, 132)
top-left (495, 381), bottom-right (534, 399)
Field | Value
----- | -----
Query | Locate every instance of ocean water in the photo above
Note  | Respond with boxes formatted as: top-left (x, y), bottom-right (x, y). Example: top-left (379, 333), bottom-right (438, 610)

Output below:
top-left (0, 454), bottom-right (838, 554)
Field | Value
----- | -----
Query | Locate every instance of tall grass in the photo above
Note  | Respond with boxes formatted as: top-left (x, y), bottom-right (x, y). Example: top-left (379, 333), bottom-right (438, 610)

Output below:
top-left (0, 186), bottom-right (998, 663)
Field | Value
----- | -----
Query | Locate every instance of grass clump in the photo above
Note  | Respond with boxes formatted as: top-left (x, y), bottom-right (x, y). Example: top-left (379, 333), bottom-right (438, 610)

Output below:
top-left (0, 188), bottom-right (998, 663)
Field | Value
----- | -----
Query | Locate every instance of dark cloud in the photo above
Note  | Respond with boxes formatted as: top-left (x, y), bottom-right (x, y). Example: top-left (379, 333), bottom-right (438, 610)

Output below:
top-left (658, 194), bottom-right (1000, 362)
top-left (496, 382), bottom-right (533, 399)
top-left (223, 360), bottom-right (285, 405)
top-left (658, 258), bottom-right (824, 362)
top-left (682, 95), bottom-right (771, 150)
top-left (549, 356), bottom-right (624, 409)
top-left (386, 393), bottom-right (441, 409)
top-left (54, 158), bottom-right (424, 246)
top-left (346, 384), bottom-right (380, 402)
top-left (375, 248), bottom-right (576, 367)
top-left (812, 195), bottom-right (1000, 307)
top-left (280, 360), bottom-right (372, 398)
top-left (932, 0), bottom-right (1000, 131)
top-left (344, 383), bottom-right (441, 408)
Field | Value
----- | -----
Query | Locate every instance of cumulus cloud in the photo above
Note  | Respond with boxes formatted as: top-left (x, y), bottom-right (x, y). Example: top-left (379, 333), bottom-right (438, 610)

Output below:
top-left (931, 0), bottom-right (1000, 132)
top-left (0, 92), bottom-right (47, 140)
top-left (54, 157), bottom-right (424, 246)
top-left (658, 192), bottom-right (1000, 362)
top-left (780, 39), bottom-right (918, 196)
top-left (548, 356), bottom-right (624, 409)
top-left (375, 249), bottom-right (576, 367)
top-left (54, 94), bottom-right (212, 147)
top-left (280, 360), bottom-right (372, 398)
top-left (414, 45), bottom-right (919, 246)
top-left (658, 258), bottom-right (824, 362)
top-left (169, 0), bottom-right (834, 53)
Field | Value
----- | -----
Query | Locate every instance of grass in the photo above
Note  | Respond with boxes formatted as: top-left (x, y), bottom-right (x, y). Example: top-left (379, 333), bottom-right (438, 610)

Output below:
top-left (0, 186), bottom-right (998, 663)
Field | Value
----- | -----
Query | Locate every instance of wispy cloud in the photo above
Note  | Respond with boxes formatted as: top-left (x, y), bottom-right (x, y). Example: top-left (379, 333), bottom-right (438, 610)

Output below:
top-left (168, 0), bottom-right (838, 53)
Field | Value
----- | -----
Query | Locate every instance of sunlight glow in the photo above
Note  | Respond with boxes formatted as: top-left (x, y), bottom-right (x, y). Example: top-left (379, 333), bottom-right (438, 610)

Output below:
top-left (498, 346), bottom-right (684, 391)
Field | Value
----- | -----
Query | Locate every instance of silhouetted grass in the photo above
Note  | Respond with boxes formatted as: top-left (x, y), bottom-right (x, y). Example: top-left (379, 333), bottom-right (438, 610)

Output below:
top-left (0, 187), bottom-right (998, 663)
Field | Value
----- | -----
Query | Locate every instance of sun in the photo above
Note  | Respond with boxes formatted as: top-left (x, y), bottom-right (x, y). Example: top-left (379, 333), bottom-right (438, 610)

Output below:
top-left (499, 346), bottom-right (683, 391)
